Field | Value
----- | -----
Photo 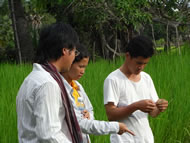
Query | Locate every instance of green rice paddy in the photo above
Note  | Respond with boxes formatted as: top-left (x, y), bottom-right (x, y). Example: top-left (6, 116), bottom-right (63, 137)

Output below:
top-left (0, 45), bottom-right (190, 143)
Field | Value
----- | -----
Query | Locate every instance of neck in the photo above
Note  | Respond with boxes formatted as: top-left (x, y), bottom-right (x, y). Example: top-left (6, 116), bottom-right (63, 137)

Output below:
top-left (120, 61), bottom-right (140, 82)
top-left (120, 61), bottom-right (132, 77)
top-left (49, 60), bottom-right (62, 72)
top-left (62, 72), bottom-right (72, 84)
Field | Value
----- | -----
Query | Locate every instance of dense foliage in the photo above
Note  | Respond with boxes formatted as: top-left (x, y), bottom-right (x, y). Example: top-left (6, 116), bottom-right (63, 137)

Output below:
top-left (0, 0), bottom-right (190, 62)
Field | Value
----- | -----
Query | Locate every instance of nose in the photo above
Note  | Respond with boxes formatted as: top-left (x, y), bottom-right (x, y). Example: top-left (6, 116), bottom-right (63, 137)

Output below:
top-left (80, 68), bottom-right (85, 74)
top-left (138, 65), bottom-right (145, 70)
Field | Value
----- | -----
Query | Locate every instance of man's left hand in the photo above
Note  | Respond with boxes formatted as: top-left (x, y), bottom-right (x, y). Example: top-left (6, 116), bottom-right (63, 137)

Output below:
top-left (82, 110), bottom-right (90, 119)
top-left (156, 99), bottom-right (168, 112)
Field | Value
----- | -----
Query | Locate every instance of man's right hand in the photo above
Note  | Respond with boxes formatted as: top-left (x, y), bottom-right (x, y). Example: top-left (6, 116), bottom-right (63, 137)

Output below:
top-left (118, 123), bottom-right (135, 136)
top-left (136, 99), bottom-right (156, 113)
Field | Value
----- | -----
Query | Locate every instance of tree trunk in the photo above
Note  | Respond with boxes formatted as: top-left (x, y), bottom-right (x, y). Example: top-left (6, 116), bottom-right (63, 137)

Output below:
top-left (150, 24), bottom-right (156, 51)
top-left (128, 25), bottom-right (133, 41)
top-left (100, 32), bottom-right (106, 59)
top-left (175, 25), bottom-right (181, 55)
top-left (113, 30), bottom-right (117, 60)
top-left (166, 23), bottom-right (169, 51)
top-left (8, 0), bottom-right (22, 63)
top-left (92, 41), bottom-right (95, 63)
top-left (8, 0), bottom-right (34, 62)
top-left (100, 30), bottom-right (122, 58)
top-left (99, 29), bottom-right (110, 59)
top-left (165, 22), bottom-right (169, 53)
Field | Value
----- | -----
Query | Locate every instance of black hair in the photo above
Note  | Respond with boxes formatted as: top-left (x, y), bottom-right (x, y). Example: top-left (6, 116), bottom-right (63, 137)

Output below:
top-left (126, 35), bottom-right (154, 58)
top-left (73, 43), bottom-right (90, 63)
top-left (34, 22), bottom-right (79, 64)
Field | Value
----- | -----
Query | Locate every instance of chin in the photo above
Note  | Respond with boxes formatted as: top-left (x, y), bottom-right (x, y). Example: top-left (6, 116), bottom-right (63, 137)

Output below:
top-left (62, 68), bottom-right (69, 73)
top-left (76, 77), bottom-right (81, 80)
top-left (62, 66), bottom-right (72, 73)
top-left (135, 71), bottom-right (141, 75)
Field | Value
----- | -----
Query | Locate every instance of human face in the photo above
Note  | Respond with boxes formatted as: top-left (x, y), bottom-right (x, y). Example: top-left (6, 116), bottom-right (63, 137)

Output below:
top-left (62, 48), bottom-right (76, 72)
top-left (127, 53), bottom-right (150, 75)
top-left (68, 57), bottom-right (89, 80)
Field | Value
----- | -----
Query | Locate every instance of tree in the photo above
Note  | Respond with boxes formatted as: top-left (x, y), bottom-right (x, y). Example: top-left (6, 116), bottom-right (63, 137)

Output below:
top-left (31, 0), bottom-right (153, 59)
top-left (71, 0), bottom-right (152, 59)
top-left (14, 0), bottom-right (156, 60)
top-left (148, 0), bottom-right (190, 54)
top-left (8, 0), bottom-right (34, 63)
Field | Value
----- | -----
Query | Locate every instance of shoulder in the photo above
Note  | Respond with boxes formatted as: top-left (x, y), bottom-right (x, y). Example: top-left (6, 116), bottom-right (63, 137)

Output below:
top-left (62, 77), bottom-right (73, 93)
top-left (141, 71), bottom-right (152, 80)
top-left (104, 69), bottom-right (125, 89)
top-left (26, 63), bottom-right (59, 88)
top-left (74, 80), bottom-right (83, 89)
top-left (74, 81), bottom-right (90, 100)
top-left (140, 71), bottom-right (154, 86)
top-left (75, 80), bottom-right (82, 87)
top-left (74, 81), bottom-right (86, 93)
top-left (105, 69), bottom-right (124, 81)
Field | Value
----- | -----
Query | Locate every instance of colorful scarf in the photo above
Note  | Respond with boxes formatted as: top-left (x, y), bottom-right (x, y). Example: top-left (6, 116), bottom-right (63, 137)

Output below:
top-left (41, 62), bottom-right (83, 143)
top-left (70, 81), bottom-right (85, 108)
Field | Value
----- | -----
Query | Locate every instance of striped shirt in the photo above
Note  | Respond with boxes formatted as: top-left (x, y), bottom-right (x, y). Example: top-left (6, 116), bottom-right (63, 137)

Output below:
top-left (16, 63), bottom-right (72, 143)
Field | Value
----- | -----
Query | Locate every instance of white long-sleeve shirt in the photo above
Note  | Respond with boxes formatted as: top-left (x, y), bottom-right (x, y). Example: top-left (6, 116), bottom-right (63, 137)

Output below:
top-left (62, 78), bottom-right (119, 143)
top-left (16, 63), bottom-right (72, 143)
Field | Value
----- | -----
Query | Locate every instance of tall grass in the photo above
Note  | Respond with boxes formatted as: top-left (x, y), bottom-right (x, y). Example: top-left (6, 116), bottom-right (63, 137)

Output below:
top-left (147, 46), bottom-right (190, 143)
top-left (0, 45), bottom-right (190, 143)
top-left (0, 63), bottom-right (32, 143)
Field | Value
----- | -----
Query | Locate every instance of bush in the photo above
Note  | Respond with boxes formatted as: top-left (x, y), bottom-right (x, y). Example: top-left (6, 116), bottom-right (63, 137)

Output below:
top-left (155, 38), bottom-right (165, 46)
top-left (0, 15), bottom-right (15, 62)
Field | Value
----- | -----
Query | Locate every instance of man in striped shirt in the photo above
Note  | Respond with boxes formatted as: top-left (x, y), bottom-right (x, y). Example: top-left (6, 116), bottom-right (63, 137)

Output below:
top-left (16, 23), bottom-right (83, 143)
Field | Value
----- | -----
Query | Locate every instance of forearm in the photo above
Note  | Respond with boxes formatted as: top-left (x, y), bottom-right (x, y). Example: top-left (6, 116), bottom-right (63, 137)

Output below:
top-left (149, 107), bottom-right (160, 117)
top-left (79, 118), bottom-right (119, 135)
top-left (105, 102), bottom-right (138, 121)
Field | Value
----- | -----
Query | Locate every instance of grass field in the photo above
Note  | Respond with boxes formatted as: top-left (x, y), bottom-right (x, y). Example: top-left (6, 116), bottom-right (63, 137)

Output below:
top-left (0, 45), bottom-right (190, 143)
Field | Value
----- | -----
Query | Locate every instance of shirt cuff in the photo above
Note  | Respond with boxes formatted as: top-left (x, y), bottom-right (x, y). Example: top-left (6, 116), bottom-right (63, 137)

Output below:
top-left (109, 122), bottom-right (119, 134)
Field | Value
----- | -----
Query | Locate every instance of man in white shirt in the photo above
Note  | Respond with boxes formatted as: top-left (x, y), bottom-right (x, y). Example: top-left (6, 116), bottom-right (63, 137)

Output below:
top-left (104, 36), bottom-right (168, 143)
top-left (16, 23), bottom-right (83, 143)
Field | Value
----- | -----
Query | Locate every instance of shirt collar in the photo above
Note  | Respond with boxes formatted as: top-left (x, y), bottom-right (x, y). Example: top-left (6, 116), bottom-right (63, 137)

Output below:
top-left (71, 81), bottom-right (80, 90)
top-left (61, 76), bottom-right (73, 93)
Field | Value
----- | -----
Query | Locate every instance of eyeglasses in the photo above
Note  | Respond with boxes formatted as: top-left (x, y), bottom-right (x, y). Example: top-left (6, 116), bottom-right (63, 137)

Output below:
top-left (75, 49), bottom-right (80, 56)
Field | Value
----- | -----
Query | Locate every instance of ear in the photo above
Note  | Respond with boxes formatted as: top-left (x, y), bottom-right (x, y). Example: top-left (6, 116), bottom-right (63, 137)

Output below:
top-left (126, 52), bottom-right (133, 61)
top-left (126, 52), bottom-right (130, 58)
top-left (62, 48), bottom-right (67, 56)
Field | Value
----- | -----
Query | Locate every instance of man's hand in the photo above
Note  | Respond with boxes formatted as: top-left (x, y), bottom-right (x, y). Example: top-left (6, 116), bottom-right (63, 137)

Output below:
top-left (118, 123), bottom-right (135, 136)
top-left (82, 110), bottom-right (90, 119)
top-left (136, 99), bottom-right (156, 113)
top-left (156, 99), bottom-right (168, 112)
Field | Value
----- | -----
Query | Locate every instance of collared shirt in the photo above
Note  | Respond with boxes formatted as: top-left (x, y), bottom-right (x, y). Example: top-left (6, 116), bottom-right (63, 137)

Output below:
top-left (62, 78), bottom-right (119, 143)
top-left (16, 63), bottom-right (72, 143)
